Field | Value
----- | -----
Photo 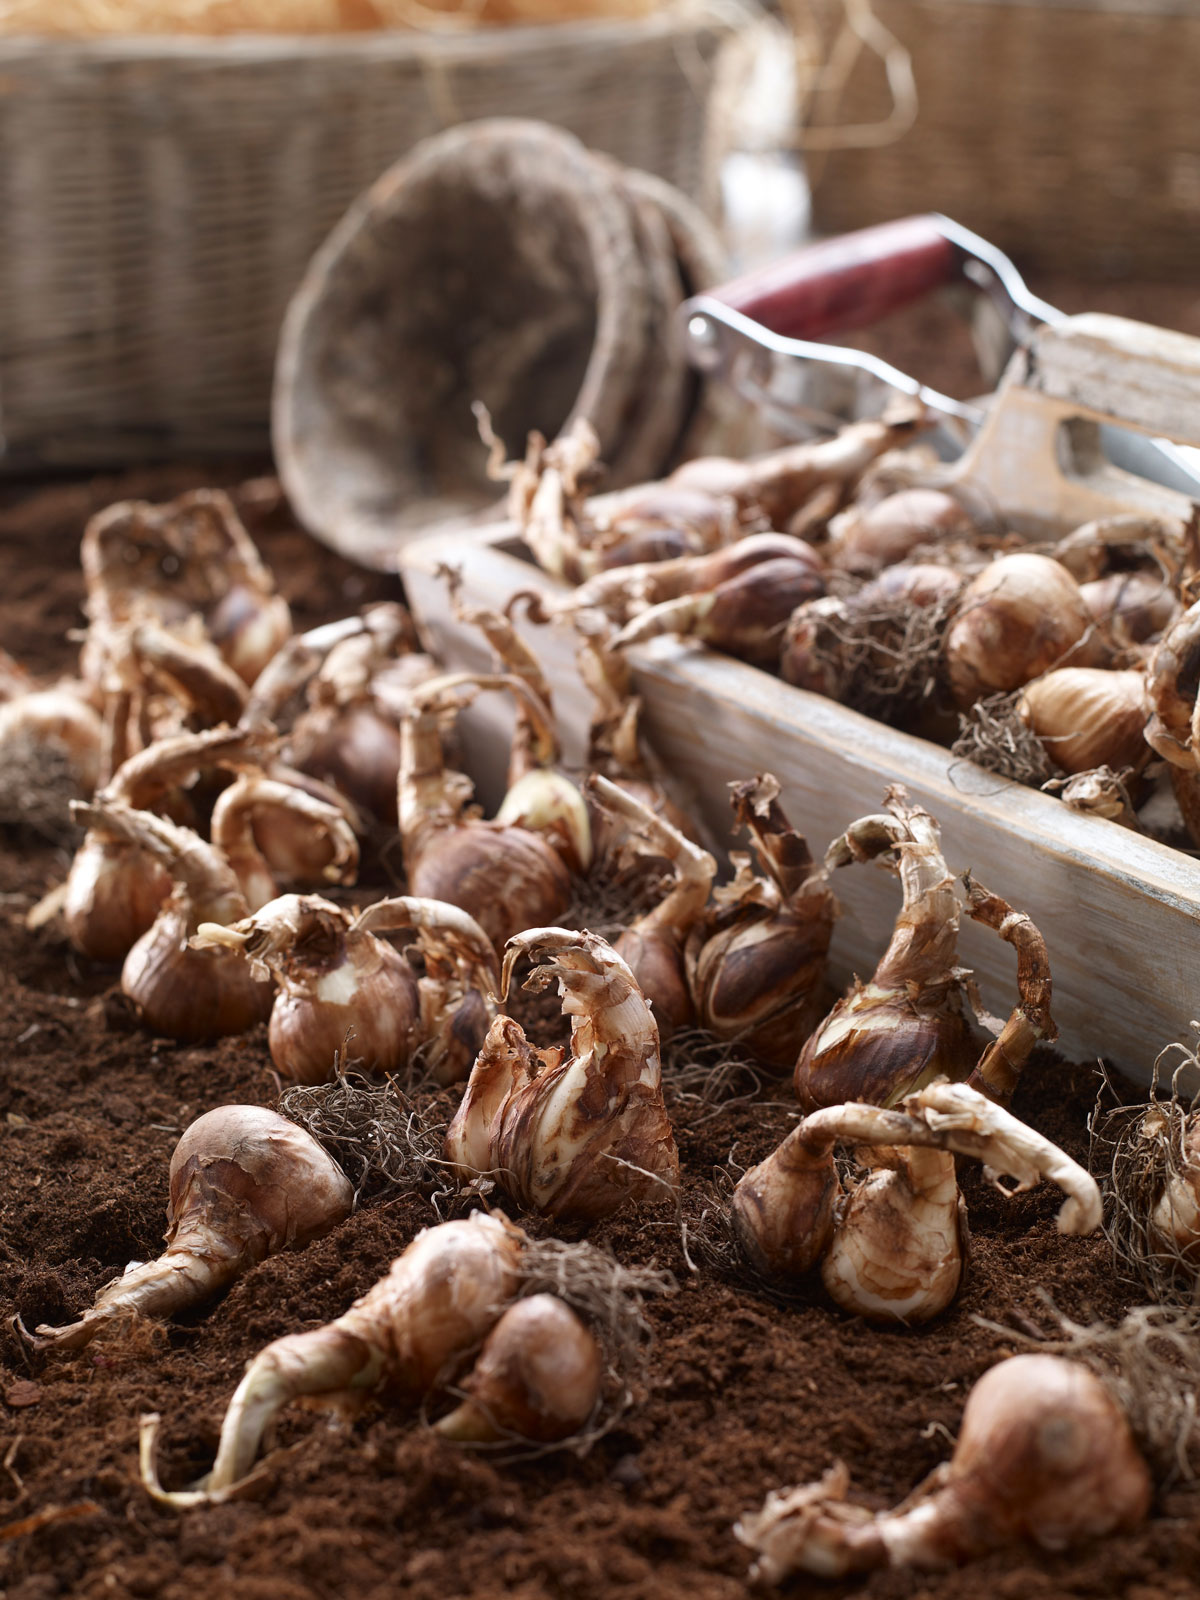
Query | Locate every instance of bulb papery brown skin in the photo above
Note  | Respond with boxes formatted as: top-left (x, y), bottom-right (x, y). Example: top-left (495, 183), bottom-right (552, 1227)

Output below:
top-left (210, 773), bottom-right (359, 910)
top-left (434, 1294), bottom-right (604, 1445)
top-left (398, 675), bottom-right (572, 952)
top-left (827, 488), bottom-right (976, 574)
top-left (140, 1211), bottom-right (526, 1506)
top-left (128, 619), bottom-right (250, 729)
top-left (944, 553), bottom-right (1106, 709)
top-left (735, 1355), bottom-right (1152, 1581)
top-left (517, 533), bottom-right (825, 629)
top-left (1145, 596), bottom-right (1200, 770)
top-left (822, 1140), bottom-right (964, 1324)
top-left (445, 929), bottom-right (679, 1222)
top-left (247, 606), bottom-right (431, 826)
top-left (72, 801), bottom-right (273, 1040)
top-left (589, 774), bottom-right (715, 1041)
top-left (32, 1105), bottom-right (352, 1352)
top-left (1081, 569), bottom-right (1179, 648)
top-left (1017, 667), bottom-right (1149, 775)
top-left (795, 788), bottom-right (975, 1110)
top-left (195, 894), bottom-right (419, 1086)
top-left (610, 556), bottom-right (826, 668)
top-left (63, 725), bottom-right (273, 964)
top-left (687, 776), bottom-right (837, 1070)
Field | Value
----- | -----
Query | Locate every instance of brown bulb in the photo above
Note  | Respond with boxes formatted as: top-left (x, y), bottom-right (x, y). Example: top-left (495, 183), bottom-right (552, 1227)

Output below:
top-left (197, 895), bottom-right (419, 1085)
top-left (689, 776), bottom-right (836, 1071)
top-left (828, 488), bottom-right (975, 573)
top-left (1081, 569), bottom-right (1179, 647)
top-left (945, 553), bottom-right (1104, 709)
top-left (1018, 668), bottom-right (1148, 774)
top-left (434, 1295), bottom-right (603, 1444)
top-left (31, 1105), bottom-right (352, 1351)
top-left (730, 1127), bottom-right (839, 1283)
top-left (409, 821), bottom-right (571, 953)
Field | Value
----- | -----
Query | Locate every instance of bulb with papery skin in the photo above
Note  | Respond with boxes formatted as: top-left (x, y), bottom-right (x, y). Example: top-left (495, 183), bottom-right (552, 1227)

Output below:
top-left (445, 929), bottom-right (679, 1222)
top-left (736, 1355), bottom-right (1151, 1582)
top-left (71, 800), bottom-right (273, 1040)
top-left (689, 775), bottom-right (836, 1071)
top-left (1017, 667), bottom-right (1148, 775)
top-left (64, 724), bottom-right (270, 963)
top-left (398, 674), bottom-right (572, 953)
top-left (944, 553), bottom-right (1104, 709)
top-left (140, 1212), bottom-right (526, 1507)
top-left (31, 1105), bottom-right (352, 1351)
top-left (434, 1295), bottom-right (603, 1444)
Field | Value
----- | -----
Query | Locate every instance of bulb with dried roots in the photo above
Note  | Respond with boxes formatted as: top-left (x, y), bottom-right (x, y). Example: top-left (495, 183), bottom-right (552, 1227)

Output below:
top-left (445, 928), bottom-right (679, 1222)
top-left (731, 1080), bottom-right (1101, 1322)
top-left (735, 1354), bottom-right (1151, 1580)
top-left (138, 1213), bottom-right (644, 1504)
top-left (26, 1106), bottom-right (352, 1352)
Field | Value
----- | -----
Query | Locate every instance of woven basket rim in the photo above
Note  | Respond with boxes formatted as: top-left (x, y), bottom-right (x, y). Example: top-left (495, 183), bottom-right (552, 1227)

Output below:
top-left (0, 5), bottom-right (733, 59)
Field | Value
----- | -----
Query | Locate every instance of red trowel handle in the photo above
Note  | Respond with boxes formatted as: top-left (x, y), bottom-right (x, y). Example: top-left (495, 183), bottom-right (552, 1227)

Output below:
top-left (709, 215), bottom-right (961, 341)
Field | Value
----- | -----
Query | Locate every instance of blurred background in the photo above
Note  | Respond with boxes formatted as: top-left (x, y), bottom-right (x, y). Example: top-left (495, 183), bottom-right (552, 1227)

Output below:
top-left (0, 0), bottom-right (1197, 476)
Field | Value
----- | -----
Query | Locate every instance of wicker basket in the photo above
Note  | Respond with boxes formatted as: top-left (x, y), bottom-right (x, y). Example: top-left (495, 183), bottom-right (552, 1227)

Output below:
top-left (0, 10), bottom-right (733, 468)
top-left (804, 0), bottom-right (1200, 279)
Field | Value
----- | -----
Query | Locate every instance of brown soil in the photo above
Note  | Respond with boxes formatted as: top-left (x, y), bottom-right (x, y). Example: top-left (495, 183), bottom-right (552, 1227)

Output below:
top-left (4, 449), bottom-right (1200, 1600)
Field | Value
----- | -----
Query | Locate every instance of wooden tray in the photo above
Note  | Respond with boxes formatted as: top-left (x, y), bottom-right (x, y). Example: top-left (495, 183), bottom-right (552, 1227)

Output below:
top-left (401, 313), bottom-right (1200, 1084)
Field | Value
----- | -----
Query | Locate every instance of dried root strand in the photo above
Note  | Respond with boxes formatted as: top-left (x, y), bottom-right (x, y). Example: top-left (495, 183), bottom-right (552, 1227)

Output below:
top-left (951, 690), bottom-right (1057, 786)
top-left (277, 1068), bottom-right (449, 1203)
top-left (1090, 1048), bottom-right (1200, 1304)
top-left (784, 578), bottom-right (959, 721)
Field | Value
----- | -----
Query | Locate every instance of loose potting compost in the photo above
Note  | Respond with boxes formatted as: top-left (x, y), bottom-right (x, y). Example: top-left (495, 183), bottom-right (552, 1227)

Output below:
top-left (5, 20), bottom-right (1200, 1592)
